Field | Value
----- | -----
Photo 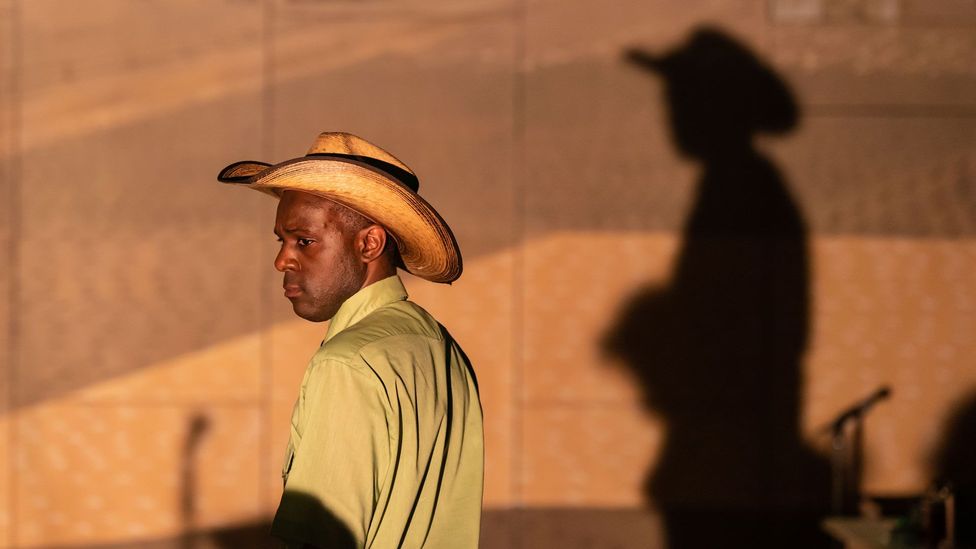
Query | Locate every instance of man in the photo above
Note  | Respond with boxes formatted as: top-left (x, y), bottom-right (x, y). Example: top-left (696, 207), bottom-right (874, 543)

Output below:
top-left (217, 132), bottom-right (484, 548)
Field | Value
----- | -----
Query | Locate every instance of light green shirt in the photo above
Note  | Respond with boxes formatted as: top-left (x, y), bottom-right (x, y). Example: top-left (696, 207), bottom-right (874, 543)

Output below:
top-left (271, 275), bottom-right (484, 548)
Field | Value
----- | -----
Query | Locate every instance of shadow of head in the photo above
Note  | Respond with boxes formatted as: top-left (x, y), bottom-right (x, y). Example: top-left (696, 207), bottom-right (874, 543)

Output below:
top-left (625, 27), bottom-right (798, 159)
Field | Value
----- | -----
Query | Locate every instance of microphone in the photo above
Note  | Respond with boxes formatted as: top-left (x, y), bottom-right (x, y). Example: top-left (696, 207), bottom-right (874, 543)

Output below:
top-left (829, 386), bottom-right (891, 434)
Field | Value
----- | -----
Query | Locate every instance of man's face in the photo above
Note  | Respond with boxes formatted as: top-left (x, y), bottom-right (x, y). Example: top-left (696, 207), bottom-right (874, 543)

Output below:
top-left (273, 190), bottom-right (367, 322)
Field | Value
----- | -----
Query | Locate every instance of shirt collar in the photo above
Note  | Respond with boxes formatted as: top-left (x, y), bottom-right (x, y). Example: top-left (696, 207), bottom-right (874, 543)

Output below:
top-left (324, 274), bottom-right (408, 343)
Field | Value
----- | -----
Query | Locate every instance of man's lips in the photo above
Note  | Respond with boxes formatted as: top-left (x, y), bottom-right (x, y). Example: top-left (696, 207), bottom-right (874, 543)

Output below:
top-left (283, 284), bottom-right (302, 298)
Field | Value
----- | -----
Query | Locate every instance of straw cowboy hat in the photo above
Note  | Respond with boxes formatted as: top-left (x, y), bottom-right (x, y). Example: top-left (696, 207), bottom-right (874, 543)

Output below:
top-left (217, 132), bottom-right (462, 284)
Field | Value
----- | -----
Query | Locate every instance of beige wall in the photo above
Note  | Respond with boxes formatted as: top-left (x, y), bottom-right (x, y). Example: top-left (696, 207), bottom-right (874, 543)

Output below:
top-left (1, 0), bottom-right (974, 547)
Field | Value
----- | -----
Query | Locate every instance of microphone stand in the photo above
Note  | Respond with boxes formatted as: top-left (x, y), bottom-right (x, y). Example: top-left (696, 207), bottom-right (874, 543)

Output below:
top-left (828, 386), bottom-right (891, 516)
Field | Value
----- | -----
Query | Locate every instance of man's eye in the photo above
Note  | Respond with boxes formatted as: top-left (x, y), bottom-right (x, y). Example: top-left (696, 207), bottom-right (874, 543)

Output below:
top-left (297, 238), bottom-right (313, 247)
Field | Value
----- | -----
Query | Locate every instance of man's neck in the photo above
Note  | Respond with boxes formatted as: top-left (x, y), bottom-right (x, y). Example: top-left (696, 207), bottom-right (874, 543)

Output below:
top-left (360, 265), bottom-right (397, 290)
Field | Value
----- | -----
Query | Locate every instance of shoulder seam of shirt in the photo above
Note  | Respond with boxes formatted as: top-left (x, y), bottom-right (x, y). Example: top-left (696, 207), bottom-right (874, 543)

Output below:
top-left (308, 355), bottom-right (377, 382)
top-left (320, 327), bottom-right (446, 360)
top-left (320, 332), bottom-right (446, 367)
top-left (358, 331), bottom-right (446, 351)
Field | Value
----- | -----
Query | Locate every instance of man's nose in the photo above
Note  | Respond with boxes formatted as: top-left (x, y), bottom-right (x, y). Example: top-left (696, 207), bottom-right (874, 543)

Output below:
top-left (274, 246), bottom-right (298, 272)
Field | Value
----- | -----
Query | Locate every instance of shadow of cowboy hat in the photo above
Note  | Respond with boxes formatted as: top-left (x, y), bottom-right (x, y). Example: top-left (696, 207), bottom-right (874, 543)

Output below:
top-left (625, 27), bottom-right (798, 136)
top-left (217, 132), bottom-right (462, 284)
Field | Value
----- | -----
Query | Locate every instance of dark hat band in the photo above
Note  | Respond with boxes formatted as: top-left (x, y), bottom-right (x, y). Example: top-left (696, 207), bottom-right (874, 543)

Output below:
top-left (305, 153), bottom-right (419, 192)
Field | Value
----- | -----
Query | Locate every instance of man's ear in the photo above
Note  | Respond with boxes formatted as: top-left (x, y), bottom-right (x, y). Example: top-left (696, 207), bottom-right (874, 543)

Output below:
top-left (359, 224), bottom-right (388, 263)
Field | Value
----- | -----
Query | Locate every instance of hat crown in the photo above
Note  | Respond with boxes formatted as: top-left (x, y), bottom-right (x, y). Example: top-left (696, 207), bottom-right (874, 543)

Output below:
top-left (306, 132), bottom-right (415, 176)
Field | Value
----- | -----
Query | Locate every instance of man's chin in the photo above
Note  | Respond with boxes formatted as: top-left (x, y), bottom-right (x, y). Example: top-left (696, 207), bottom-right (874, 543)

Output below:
top-left (291, 301), bottom-right (334, 323)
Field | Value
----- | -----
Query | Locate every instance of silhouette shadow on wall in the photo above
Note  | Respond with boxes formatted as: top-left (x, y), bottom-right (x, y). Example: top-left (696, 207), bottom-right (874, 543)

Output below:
top-left (931, 392), bottom-right (976, 547)
top-left (603, 28), bottom-right (831, 548)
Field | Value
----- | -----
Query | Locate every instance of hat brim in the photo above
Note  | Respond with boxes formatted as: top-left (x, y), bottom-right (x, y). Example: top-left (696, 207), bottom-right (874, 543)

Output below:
top-left (218, 157), bottom-right (462, 284)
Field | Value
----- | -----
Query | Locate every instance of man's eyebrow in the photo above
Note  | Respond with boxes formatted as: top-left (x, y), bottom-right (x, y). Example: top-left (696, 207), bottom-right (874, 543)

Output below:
top-left (274, 226), bottom-right (316, 236)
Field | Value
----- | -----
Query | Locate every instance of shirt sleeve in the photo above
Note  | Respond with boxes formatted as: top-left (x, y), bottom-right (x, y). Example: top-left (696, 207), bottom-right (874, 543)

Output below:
top-left (271, 358), bottom-right (393, 548)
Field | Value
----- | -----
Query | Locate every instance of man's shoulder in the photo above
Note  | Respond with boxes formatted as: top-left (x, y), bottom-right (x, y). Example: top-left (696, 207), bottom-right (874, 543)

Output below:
top-left (315, 300), bottom-right (445, 365)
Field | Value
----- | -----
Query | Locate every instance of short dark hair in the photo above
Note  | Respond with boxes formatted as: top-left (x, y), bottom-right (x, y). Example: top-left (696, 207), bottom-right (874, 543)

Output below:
top-left (330, 202), bottom-right (400, 263)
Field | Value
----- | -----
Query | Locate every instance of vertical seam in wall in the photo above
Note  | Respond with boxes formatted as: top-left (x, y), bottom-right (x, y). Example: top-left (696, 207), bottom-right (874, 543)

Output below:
top-left (510, 0), bottom-right (527, 542)
top-left (259, 0), bottom-right (277, 516)
top-left (6, 0), bottom-right (21, 546)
